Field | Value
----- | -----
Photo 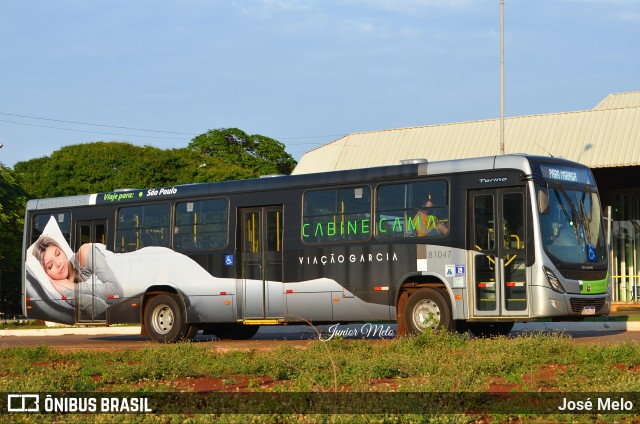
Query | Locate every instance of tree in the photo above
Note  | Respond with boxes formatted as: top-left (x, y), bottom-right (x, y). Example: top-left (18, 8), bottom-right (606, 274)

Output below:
top-left (15, 142), bottom-right (184, 198)
top-left (0, 164), bottom-right (27, 317)
top-left (189, 128), bottom-right (297, 176)
top-left (15, 132), bottom-right (297, 199)
top-left (168, 147), bottom-right (257, 185)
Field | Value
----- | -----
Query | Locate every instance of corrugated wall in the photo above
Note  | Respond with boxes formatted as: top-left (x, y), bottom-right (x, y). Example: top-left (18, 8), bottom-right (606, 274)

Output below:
top-left (594, 91), bottom-right (640, 110)
top-left (293, 92), bottom-right (640, 174)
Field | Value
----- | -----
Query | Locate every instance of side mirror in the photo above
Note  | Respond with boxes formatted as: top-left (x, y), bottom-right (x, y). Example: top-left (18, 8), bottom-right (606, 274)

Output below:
top-left (538, 188), bottom-right (550, 215)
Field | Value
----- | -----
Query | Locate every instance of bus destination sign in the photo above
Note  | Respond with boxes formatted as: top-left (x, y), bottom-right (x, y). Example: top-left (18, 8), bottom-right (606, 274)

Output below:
top-left (98, 187), bottom-right (180, 204)
top-left (540, 165), bottom-right (593, 185)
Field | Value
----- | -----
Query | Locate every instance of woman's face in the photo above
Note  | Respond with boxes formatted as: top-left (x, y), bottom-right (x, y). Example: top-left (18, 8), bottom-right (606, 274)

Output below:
top-left (42, 245), bottom-right (70, 281)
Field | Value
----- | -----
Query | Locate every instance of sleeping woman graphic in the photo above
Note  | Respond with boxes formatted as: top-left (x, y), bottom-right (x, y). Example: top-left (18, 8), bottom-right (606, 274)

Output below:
top-left (24, 216), bottom-right (231, 325)
top-left (30, 235), bottom-right (123, 318)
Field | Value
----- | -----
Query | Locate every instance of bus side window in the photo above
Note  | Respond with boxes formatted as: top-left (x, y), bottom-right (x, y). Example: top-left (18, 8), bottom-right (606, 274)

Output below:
top-left (302, 187), bottom-right (371, 243)
top-left (116, 204), bottom-right (170, 252)
top-left (474, 194), bottom-right (494, 251)
top-left (376, 180), bottom-right (449, 239)
top-left (32, 213), bottom-right (71, 244)
top-left (174, 198), bottom-right (229, 251)
top-left (503, 192), bottom-right (525, 249)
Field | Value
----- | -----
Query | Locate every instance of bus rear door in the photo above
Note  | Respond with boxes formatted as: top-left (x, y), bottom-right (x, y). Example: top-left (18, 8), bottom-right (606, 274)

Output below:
top-left (239, 206), bottom-right (285, 321)
top-left (470, 188), bottom-right (529, 317)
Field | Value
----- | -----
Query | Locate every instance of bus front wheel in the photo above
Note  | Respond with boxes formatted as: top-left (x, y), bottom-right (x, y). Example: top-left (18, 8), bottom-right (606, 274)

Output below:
top-left (404, 288), bottom-right (453, 334)
top-left (144, 294), bottom-right (196, 343)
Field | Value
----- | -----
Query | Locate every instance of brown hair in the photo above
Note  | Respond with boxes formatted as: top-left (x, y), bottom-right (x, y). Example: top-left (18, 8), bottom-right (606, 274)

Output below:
top-left (32, 236), bottom-right (63, 266)
top-left (32, 236), bottom-right (77, 283)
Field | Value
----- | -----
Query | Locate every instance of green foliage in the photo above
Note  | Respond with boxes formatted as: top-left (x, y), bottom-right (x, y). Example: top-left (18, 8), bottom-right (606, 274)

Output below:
top-left (170, 146), bottom-right (257, 184)
top-left (15, 142), bottom-right (183, 198)
top-left (0, 165), bottom-right (26, 262)
top-left (0, 164), bottom-right (27, 316)
top-left (2, 334), bottom-right (640, 421)
top-left (0, 320), bottom-right (47, 329)
top-left (189, 128), bottom-right (297, 176)
top-left (14, 129), bottom-right (297, 199)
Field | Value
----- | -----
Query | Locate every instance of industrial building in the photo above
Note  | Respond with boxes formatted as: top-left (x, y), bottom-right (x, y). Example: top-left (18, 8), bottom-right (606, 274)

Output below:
top-left (294, 91), bottom-right (640, 302)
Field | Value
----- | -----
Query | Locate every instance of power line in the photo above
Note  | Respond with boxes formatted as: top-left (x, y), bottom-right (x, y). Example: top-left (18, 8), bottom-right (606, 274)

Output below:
top-left (278, 134), bottom-right (345, 140)
top-left (278, 135), bottom-right (345, 146)
top-left (0, 112), bottom-right (196, 135)
top-left (0, 112), bottom-right (344, 145)
top-left (0, 119), bottom-right (189, 140)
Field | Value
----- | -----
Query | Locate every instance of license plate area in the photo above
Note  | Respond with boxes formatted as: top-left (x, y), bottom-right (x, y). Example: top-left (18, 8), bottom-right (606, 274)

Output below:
top-left (581, 306), bottom-right (596, 315)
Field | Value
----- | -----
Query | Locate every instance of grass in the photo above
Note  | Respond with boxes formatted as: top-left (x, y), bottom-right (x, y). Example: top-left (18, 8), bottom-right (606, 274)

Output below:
top-left (0, 321), bottom-right (140, 330)
top-left (586, 313), bottom-right (640, 322)
top-left (0, 321), bottom-right (50, 330)
top-left (2, 331), bottom-right (640, 422)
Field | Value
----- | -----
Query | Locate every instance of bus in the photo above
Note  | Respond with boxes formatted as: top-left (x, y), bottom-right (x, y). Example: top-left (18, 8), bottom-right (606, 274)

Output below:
top-left (22, 154), bottom-right (611, 342)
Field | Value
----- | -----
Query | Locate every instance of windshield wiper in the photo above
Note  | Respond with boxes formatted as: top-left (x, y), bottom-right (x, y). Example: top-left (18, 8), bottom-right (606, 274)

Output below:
top-left (579, 191), bottom-right (591, 240)
top-left (554, 186), bottom-right (583, 242)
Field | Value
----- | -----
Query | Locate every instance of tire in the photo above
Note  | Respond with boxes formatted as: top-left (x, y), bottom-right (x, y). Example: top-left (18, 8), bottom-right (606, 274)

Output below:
top-left (467, 322), bottom-right (514, 338)
top-left (183, 325), bottom-right (200, 341)
top-left (404, 288), bottom-right (453, 335)
top-left (205, 323), bottom-right (260, 340)
top-left (144, 294), bottom-right (193, 343)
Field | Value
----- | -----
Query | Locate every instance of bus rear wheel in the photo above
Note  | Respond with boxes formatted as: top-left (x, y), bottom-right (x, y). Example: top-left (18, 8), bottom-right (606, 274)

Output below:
top-left (144, 294), bottom-right (196, 343)
top-left (404, 288), bottom-right (453, 334)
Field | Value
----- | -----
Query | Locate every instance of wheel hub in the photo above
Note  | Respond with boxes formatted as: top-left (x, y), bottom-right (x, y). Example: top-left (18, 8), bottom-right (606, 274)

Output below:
top-left (152, 305), bottom-right (174, 335)
top-left (413, 299), bottom-right (441, 331)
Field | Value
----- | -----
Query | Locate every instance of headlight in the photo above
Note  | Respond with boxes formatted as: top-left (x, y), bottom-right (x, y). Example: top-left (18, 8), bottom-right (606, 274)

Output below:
top-left (544, 267), bottom-right (565, 293)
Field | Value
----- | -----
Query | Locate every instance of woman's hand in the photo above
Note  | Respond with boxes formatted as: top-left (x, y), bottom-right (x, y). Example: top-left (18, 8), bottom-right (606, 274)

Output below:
top-left (49, 277), bottom-right (75, 295)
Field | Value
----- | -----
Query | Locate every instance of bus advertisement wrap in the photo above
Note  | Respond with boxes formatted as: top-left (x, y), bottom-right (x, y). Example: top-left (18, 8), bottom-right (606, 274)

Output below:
top-left (25, 217), bottom-right (235, 326)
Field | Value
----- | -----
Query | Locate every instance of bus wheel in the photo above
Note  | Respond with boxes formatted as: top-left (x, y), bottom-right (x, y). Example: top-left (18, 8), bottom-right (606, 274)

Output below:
top-left (404, 288), bottom-right (453, 334)
top-left (145, 294), bottom-right (191, 343)
top-left (467, 322), bottom-right (514, 338)
top-left (183, 325), bottom-right (199, 341)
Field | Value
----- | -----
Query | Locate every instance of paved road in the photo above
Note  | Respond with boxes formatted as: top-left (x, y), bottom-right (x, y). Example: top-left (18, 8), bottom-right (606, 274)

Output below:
top-left (1, 323), bottom-right (639, 349)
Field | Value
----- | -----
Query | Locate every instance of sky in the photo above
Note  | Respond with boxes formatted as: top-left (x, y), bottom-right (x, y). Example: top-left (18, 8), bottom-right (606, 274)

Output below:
top-left (1, 0), bottom-right (638, 168)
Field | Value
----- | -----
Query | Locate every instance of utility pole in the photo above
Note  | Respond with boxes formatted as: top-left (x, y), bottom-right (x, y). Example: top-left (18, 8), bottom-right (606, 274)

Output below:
top-left (500, 0), bottom-right (505, 155)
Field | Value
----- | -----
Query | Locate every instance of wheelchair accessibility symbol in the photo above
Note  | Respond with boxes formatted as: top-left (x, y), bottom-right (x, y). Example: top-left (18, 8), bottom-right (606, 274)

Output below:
top-left (225, 255), bottom-right (234, 266)
top-left (587, 244), bottom-right (596, 262)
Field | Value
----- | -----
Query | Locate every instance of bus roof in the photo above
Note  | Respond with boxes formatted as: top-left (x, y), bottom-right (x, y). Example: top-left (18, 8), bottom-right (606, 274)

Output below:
top-left (25, 154), bottom-right (587, 211)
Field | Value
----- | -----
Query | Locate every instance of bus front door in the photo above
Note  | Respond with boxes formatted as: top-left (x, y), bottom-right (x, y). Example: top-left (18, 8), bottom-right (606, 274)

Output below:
top-left (470, 189), bottom-right (529, 317)
top-left (75, 220), bottom-right (107, 323)
top-left (240, 206), bottom-right (285, 320)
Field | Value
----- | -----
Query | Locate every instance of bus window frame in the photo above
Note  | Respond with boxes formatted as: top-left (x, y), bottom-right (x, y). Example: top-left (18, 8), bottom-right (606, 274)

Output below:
top-left (31, 211), bottom-right (72, 245)
top-left (375, 178), bottom-right (450, 240)
top-left (115, 202), bottom-right (172, 252)
top-left (173, 197), bottom-right (230, 251)
top-left (300, 185), bottom-right (373, 245)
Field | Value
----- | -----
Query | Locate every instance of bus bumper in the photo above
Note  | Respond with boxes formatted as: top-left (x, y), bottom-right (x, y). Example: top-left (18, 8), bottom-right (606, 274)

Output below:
top-left (531, 285), bottom-right (611, 318)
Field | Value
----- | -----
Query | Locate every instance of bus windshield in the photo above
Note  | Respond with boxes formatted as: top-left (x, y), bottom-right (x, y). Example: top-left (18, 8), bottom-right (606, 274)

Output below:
top-left (539, 186), bottom-right (606, 266)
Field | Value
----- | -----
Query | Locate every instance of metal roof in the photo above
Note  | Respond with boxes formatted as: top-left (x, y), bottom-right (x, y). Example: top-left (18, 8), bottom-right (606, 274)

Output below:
top-left (293, 92), bottom-right (640, 174)
top-left (594, 91), bottom-right (640, 110)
